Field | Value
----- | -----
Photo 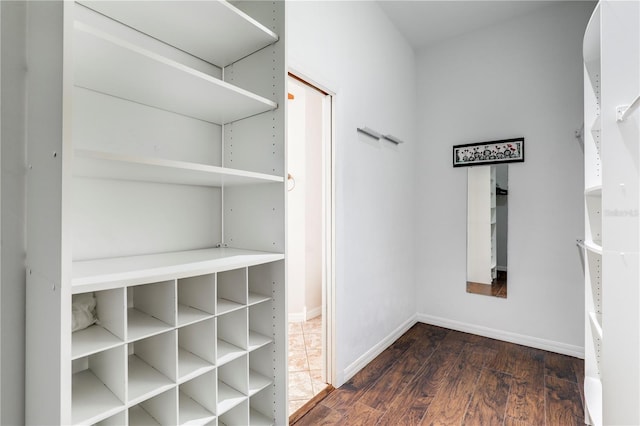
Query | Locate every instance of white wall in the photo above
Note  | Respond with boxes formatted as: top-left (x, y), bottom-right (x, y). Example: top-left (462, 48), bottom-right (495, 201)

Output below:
top-left (1, 1), bottom-right (27, 424)
top-left (415, 2), bottom-right (595, 355)
top-left (289, 1), bottom-right (418, 385)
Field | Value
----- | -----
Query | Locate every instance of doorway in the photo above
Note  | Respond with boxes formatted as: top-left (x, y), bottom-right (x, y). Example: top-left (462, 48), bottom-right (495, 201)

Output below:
top-left (286, 73), bottom-right (334, 419)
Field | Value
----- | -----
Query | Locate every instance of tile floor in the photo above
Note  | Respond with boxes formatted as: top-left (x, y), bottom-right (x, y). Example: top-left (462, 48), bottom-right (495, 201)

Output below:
top-left (289, 316), bottom-right (328, 415)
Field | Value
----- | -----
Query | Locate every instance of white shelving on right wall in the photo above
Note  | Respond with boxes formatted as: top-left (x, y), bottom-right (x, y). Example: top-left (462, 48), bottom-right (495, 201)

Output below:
top-left (582, 1), bottom-right (640, 425)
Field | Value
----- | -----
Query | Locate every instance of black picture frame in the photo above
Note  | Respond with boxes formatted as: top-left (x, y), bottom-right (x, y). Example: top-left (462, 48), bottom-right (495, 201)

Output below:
top-left (452, 137), bottom-right (525, 167)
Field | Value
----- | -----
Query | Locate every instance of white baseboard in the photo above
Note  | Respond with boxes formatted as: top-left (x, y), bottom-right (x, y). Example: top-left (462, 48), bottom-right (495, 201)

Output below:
top-left (341, 315), bottom-right (417, 384)
top-left (288, 309), bottom-right (306, 323)
top-left (416, 313), bottom-right (584, 358)
top-left (306, 306), bottom-right (322, 321)
top-left (288, 305), bottom-right (322, 323)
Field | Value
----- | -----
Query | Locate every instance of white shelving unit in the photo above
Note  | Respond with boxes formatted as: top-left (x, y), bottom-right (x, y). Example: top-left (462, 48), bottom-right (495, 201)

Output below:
top-left (582, 2), bottom-right (640, 424)
top-left (26, 1), bottom-right (286, 425)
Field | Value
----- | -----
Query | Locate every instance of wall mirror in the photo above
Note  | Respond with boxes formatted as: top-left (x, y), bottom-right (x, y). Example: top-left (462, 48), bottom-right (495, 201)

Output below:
top-left (466, 164), bottom-right (508, 298)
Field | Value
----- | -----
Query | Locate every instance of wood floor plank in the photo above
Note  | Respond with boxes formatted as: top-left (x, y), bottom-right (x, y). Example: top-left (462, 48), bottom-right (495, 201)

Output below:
top-left (457, 342), bottom-right (499, 369)
top-left (294, 403), bottom-right (344, 425)
top-left (340, 401), bottom-right (386, 425)
top-left (504, 378), bottom-right (545, 425)
top-left (358, 331), bottom-right (440, 410)
top-left (545, 352), bottom-right (581, 383)
top-left (504, 416), bottom-right (534, 426)
top-left (463, 368), bottom-right (512, 425)
top-left (419, 351), bottom-right (484, 425)
top-left (380, 348), bottom-right (462, 425)
top-left (488, 344), bottom-right (544, 382)
top-left (545, 375), bottom-right (584, 425)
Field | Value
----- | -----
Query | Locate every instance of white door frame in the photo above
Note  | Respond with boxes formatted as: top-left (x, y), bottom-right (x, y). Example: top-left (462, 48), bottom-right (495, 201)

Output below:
top-left (287, 70), bottom-right (336, 386)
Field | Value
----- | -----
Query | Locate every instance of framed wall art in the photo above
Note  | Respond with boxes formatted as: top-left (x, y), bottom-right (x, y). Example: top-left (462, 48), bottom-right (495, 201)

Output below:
top-left (453, 137), bottom-right (525, 167)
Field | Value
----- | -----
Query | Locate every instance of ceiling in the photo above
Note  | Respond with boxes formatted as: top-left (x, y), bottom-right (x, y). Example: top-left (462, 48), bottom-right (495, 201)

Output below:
top-left (377, 1), bottom-right (556, 50)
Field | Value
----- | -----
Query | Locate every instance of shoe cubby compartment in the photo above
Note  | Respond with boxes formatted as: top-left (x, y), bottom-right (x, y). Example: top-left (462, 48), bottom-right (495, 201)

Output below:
top-left (250, 388), bottom-right (275, 426)
top-left (178, 274), bottom-right (216, 327)
top-left (127, 331), bottom-right (177, 405)
top-left (248, 264), bottom-right (272, 306)
top-left (248, 302), bottom-right (274, 352)
top-left (217, 356), bottom-right (248, 416)
top-left (217, 308), bottom-right (247, 365)
top-left (249, 345), bottom-right (273, 397)
top-left (217, 268), bottom-right (247, 315)
top-left (178, 371), bottom-right (217, 425)
top-left (178, 319), bottom-right (216, 383)
top-left (71, 345), bottom-right (127, 425)
top-left (129, 388), bottom-right (178, 425)
top-left (127, 280), bottom-right (176, 342)
top-left (219, 399), bottom-right (249, 426)
top-left (72, 287), bottom-right (126, 360)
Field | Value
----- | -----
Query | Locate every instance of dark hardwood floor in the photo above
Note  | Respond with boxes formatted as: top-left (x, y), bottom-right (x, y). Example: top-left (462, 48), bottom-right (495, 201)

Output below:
top-left (293, 323), bottom-right (585, 425)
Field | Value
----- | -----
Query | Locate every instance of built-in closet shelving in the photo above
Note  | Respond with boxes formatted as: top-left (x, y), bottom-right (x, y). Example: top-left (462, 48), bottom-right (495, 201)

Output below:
top-left (582, 1), bottom-right (640, 424)
top-left (25, 1), bottom-right (286, 425)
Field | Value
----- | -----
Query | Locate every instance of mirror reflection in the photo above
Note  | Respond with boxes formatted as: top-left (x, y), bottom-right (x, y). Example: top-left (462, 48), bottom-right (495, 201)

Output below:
top-left (466, 164), bottom-right (508, 298)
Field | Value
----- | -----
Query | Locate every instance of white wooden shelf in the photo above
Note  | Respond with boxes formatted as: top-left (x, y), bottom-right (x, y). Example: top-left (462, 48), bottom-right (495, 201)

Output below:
top-left (72, 370), bottom-right (125, 425)
top-left (248, 331), bottom-right (273, 352)
top-left (584, 240), bottom-right (603, 255)
top-left (74, 149), bottom-right (283, 188)
top-left (128, 355), bottom-right (174, 405)
top-left (127, 308), bottom-right (173, 342)
top-left (585, 185), bottom-right (602, 196)
top-left (248, 292), bottom-right (271, 306)
top-left (77, 0), bottom-right (278, 68)
top-left (72, 248), bottom-right (284, 293)
top-left (177, 348), bottom-right (215, 385)
top-left (589, 312), bottom-right (603, 340)
top-left (585, 376), bottom-right (603, 426)
top-left (74, 22), bottom-right (277, 125)
top-left (583, 4), bottom-right (601, 66)
top-left (178, 391), bottom-right (216, 426)
top-left (72, 325), bottom-right (123, 360)
top-left (217, 298), bottom-right (245, 316)
top-left (217, 382), bottom-right (246, 415)
top-left (248, 370), bottom-right (272, 396)
top-left (177, 304), bottom-right (214, 328)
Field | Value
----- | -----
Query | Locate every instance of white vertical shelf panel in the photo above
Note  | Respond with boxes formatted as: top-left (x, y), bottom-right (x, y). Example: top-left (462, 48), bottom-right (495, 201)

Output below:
top-left (77, 0), bottom-right (278, 67)
top-left (74, 22), bottom-right (277, 125)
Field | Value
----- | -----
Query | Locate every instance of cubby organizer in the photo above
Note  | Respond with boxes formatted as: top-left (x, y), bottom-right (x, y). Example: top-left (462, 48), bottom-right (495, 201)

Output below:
top-left (26, 1), bottom-right (286, 425)
top-left (70, 266), bottom-right (282, 425)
